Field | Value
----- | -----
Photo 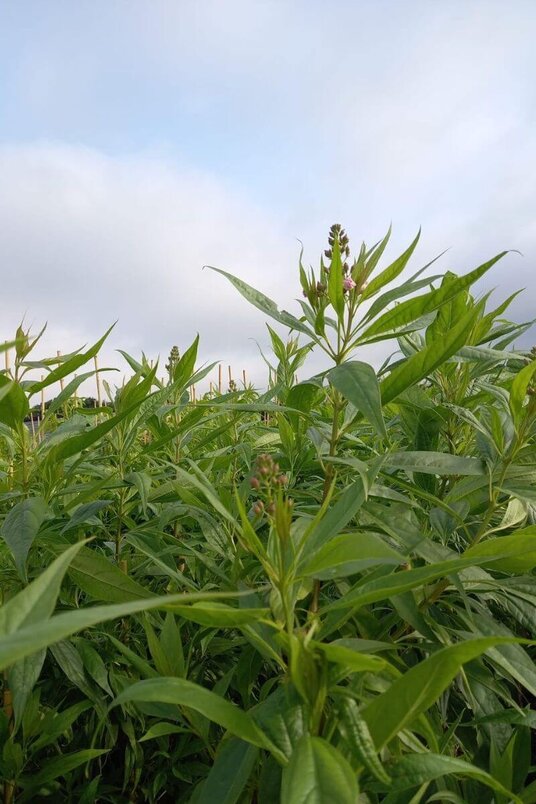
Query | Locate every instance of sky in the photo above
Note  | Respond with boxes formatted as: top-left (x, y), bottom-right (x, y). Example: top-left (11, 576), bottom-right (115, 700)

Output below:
top-left (1, 1), bottom-right (535, 394)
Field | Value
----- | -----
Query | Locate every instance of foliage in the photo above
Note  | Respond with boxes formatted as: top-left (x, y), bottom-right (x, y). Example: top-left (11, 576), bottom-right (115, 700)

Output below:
top-left (1, 224), bottom-right (535, 803)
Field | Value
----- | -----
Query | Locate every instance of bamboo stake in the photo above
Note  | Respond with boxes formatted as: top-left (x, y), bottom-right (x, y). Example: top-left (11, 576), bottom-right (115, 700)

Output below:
top-left (242, 369), bottom-right (247, 387)
top-left (4, 344), bottom-right (10, 377)
top-left (94, 355), bottom-right (102, 408)
top-left (218, 364), bottom-right (222, 393)
top-left (57, 351), bottom-right (64, 392)
top-left (40, 378), bottom-right (45, 418)
top-left (228, 365), bottom-right (232, 385)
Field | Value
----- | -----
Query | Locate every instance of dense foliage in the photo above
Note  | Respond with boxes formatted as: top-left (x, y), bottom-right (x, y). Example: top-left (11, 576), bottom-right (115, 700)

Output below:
top-left (1, 225), bottom-right (535, 803)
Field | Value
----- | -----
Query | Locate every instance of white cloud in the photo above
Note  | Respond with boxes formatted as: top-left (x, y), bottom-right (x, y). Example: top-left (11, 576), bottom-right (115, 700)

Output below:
top-left (1, 1), bottom-right (535, 402)
top-left (0, 143), bottom-right (303, 394)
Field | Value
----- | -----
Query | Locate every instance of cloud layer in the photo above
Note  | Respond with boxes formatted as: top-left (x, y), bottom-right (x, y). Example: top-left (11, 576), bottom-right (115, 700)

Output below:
top-left (1, 1), bottom-right (535, 394)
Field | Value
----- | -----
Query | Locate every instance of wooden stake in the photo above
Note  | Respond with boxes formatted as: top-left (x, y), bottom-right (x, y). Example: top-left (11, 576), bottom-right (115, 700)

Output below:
top-left (4, 344), bottom-right (10, 376)
top-left (242, 369), bottom-right (247, 386)
top-left (57, 351), bottom-right (64, 392)
top-left (228, 365), bottom-right (232, 385)
top-left (40, 379), bottom-right (45, 418)
top-left (218, 364), bottom-right (222, 393)
top-left (94, 355), bottom-right (102, 408)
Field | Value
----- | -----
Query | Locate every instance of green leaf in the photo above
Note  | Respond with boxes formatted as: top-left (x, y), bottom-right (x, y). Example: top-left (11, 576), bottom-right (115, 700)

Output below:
top-left (0, 376), bottom-right (29, 431)
top-left (390, 753), bottom-right (521, 802)
top-left (362, 637), bottom-right (528, 750)
top-left (0, 541), bottom-right (86, 637)
top-left (306, 460), bottom-right (383, 554)
top-left (169, 602), bottom-right (268, 627)
top-left (173, 334), bottom-right (199, 386)
top-left (27, 324), bottom-right (115, 394)
top-left (364, 272), bottom-right (442, 325)
top-left (207, 265), bottom-right (314, 337)
top-left (338, 697), bottom-right (391, 784)
top-left (300, 532), bottom-right (404, 579)
top-left (464, 527), bottom-right (536, 574)
top-left (30, 700), bottom-right (93, 752)
top-left (329, 361), bottom-right (387, 438)
top-left (60, 546), bottom-right (153, 603)
top-left (311, 640), bottom-right (387, 673)
top-left (281, 735), bottom-right (359, 804)
top-left (19, 749), bottom-right (108, 790)
top-left (7, 650), bottom-right (46, 732)
top-left (139, 722), bottom-right (189, 742)
top-left (323, 556), bottom-right (505, 614)
top-left (196, 737), bottom-right (259, 804)
top-left (112, 677), bottom-right (276, 754)
top-left (361, 229), bottom-right (421, 300)
top-left (0, 587), bottom-right (260, 671)
top-left (43, 407), bottom-right (136, 466)
top-left (379, 305), bottom-right (480, 404)
top-left (509, 359), bottom-right (536, 427)
top-left (1, 496), bottom-right (48, 581)
top-left (358, 252), bottom-right (505, 341)
top-left (383, 451), bottom-right (485, 476)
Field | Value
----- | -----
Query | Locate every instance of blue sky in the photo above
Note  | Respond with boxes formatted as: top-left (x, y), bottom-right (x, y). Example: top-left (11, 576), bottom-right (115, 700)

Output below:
top-left (1, 1), bottom-right (535, 387)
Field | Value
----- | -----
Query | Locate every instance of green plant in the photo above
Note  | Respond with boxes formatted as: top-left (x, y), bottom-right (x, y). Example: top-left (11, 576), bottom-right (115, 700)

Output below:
top-left (1, 225), bottom-right (535, 803)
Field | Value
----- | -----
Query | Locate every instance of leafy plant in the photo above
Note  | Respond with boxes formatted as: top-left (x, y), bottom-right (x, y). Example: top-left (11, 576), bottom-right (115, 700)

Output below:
top-left (1, 225), bottom-right (535, 803)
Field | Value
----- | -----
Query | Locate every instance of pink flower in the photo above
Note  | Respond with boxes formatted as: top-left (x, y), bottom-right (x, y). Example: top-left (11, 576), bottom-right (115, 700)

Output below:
top-left (343, 277), bottom-right (356, 291)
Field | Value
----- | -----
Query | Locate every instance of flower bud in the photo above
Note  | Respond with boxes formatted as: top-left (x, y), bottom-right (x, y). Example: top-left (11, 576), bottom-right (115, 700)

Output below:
top-left (252, 500), bottom-right (264, 516)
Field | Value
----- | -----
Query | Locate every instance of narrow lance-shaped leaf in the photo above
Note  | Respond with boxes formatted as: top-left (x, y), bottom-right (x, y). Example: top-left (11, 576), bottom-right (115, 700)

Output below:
top-left (361, 229), bottom-right (420, 300)
top-left (27, 323), bottom-right (115, 394)
top-left (0, 541), bottom-right (87, 637)
top-left (0, 375), bottom-right (29, 431)
top-left (357, 252), bottom-right (506, 341)
top-left (0, 580), bottom-right (268, 670)
top-left (207, 265), bottom-right (316, 338)
top-left (329, 361), bottom-right (387, 438)
top-left (0, 496), bottom-right (48, 581)
top-left (383, 451), bottom-right (485, 476)
top-left (509, 359), bottom-right (536, 427)
top-left (173, 333), bottom-right (199, 386)
top-left (196, 737), bottom-right (259, 804)
top-left (299, 532), bottom-right (405, 580)
top-left (112, 677), bottom-right (280, 756)
top-left (362, 637), bottom-right (530, 750)
top-left (281, 735), bottom-right (359, 804)
top-left (390, 754), bottom-right (521, 802)
top-left (379, 304), bottom-right (480, 404)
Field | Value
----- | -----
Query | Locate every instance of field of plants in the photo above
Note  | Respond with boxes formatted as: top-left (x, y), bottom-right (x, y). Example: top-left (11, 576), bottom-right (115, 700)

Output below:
top-left (1, 224), bottom-right (535, 803)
